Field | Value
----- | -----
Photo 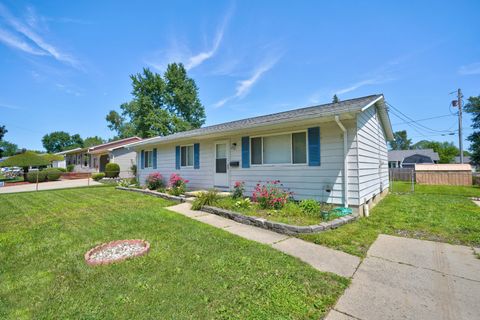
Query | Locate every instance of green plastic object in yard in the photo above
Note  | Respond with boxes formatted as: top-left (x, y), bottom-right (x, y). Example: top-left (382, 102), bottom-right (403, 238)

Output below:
top-left (330, 207), bottom-right (353, 217)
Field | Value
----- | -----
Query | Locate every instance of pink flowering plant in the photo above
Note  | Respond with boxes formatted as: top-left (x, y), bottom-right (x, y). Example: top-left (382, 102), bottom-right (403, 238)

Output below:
top-left (252, 180), bottom-right (292, 210)
top-left (232, 181), bottom-right (245, 199)
top-left (168, 173), bottom-right (189, 196)
top-left (146, 172), bottom-right (164, 190)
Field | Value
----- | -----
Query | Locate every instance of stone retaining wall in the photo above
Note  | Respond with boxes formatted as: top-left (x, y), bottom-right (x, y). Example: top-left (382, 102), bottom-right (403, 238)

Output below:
top-left (116, 186), bottom-right (186, 202)
top-left (201, 205), bottom-right (358, 235)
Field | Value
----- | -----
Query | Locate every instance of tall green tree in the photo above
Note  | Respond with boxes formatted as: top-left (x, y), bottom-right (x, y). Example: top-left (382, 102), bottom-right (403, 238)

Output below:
top-left (83, 136), bottom-right (105, 148)
top-left (0, 125), bottom-right (6, 158)
top-left (332, 94), bottom-right (339, 103)
top-left (464, 95), bottom-right (480, 164)
top-left (412, 140), bottom-right (458, 163)
top-left (42, 131), bottom-right (84, 153)
top-left (106, 64), bottom-right (206, 139)
top-left (389, 130), bottom-right (412, 150)
top-left (0, 140), bottom-right (18, 156)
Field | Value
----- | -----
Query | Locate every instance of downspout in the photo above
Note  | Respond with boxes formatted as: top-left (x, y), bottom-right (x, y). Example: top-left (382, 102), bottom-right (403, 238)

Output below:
top-left (335, 115), bottom-right (349, 208)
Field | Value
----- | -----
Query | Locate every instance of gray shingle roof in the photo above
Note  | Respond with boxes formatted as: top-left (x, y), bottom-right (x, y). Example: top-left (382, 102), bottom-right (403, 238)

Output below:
top-left (128, 94), bottom-right (390, 148)
top-left (388, 149), bottom-right (440, 162)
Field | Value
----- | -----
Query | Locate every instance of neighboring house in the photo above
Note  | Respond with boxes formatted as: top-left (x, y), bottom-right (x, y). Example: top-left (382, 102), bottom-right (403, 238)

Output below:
top-left (52, 151), bottom-right (68, 169)
top-left (388, 149), bottom-right (439, 168)
top-left (61, 137), bottom-right (142, 177)
top-left (128, 94), bottom-right (393, 210)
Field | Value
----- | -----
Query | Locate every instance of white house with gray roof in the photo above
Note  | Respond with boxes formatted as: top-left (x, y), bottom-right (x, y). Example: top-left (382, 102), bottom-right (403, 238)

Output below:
top-left (126, 94), bottom-right (393, 210)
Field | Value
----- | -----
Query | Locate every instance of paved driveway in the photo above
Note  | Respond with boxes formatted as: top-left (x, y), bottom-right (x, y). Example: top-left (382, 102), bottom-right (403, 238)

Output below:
top-left (0, 179), bottom-right (101, 194)
top-left (327, 234), bottom-right (480, 320)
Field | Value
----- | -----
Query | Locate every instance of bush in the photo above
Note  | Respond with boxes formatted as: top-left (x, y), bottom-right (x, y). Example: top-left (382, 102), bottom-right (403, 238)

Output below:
top-left (191, 190), bottom-right (219, 210)
top-left (26, 171), bottom-right (47, 183)
top-left (92, 173), bottom-right (105, 181)
top-left (233, 181), bottom-right (245, 199)
top-left (252, 180), bottom-right (292, 210)
top-left (233, 198), bottom-right (252, 210)
top-left (55, 167), bottom-right (67, 172)
top-left (66, 164), bottom-right (74, 172)
top-left (168, 173), bottom-right (188, 196)
top-left (105, 163), bottom-right (120, 178)
top-left (42, 168), bottom-right (62, 181)
top-left (146, 172), bottom-right (164, 190)
top-left (117, 179), bottom-right (132, 187)
top-left (299, 199), bottom-right (321, 216)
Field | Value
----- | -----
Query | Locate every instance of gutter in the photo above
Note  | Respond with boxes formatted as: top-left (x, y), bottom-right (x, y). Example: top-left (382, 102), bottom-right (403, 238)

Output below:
top-left (335, 115), bottom-right (349, 208)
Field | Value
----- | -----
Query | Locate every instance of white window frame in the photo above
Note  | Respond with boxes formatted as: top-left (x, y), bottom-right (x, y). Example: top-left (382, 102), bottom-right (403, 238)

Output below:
top-left (180, 145), bottom-right (194, 168)
top-left (250, 130), bottom-right (309, 166)
top-left (144, 150), bottom-right (153, 168)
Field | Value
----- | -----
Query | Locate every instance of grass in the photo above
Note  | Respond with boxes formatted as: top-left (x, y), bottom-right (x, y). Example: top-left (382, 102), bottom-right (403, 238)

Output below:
top-left (300, 183), bottom-right (480, 257)
top-left (0, 187), bottom-right (348, 319)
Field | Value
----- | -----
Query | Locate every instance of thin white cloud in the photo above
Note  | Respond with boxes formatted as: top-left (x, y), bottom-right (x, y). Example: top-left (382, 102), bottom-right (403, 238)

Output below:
top-left (0, 28), bottom-right (46, 55)
top-left (55, 83), bottom-right (82, 96)
top-left (214, 57), bottom-right (280, 108)
top-left (0, 3), bottom-right (82, 70)
top-left (148, 5), bottom-right (233, 72)
top-left (459, 62), bottom-right (480, 75)
top-left (335, 77), bottom-right (391, 95)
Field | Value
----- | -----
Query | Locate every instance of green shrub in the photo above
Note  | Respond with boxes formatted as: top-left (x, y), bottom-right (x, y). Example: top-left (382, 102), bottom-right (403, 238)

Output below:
top-left (26, 171), bottom-right (47, 183)
top-left (233, 198), bottom-right (252, 210)
top-left (66, 164), bottom-right (74, 172)
top-left (92, 173), bottom-right (105, 181)
top-left (56, 167), bottom-right (67, 172)
top-left (117, 179), bottom-right (131, 187)
top-left (105, 163), bottom-right (120, 178)
top-left (191, 190), bottom-right (219, 210)
top-left (42, 168), bottom-right (62, 181)
top-left (299, 199), bottom-right (321, 216)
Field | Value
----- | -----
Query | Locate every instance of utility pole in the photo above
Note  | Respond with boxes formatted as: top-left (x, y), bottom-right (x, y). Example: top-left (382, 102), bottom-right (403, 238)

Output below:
top-left (458, 88), bottom-right (464, 164)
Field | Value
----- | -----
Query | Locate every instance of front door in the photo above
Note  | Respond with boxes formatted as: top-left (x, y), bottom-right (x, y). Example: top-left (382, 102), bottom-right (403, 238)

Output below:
top-left (214, 141), bottom-right (229, 188)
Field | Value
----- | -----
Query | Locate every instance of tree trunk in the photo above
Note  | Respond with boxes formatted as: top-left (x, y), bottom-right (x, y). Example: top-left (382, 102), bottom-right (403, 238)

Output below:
top-left (23, 167), bottom-right (28, 181)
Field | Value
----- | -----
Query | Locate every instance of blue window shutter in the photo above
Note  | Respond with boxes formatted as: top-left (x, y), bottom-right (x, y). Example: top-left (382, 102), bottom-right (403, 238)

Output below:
top-left (308, 127), bottom-right (321, 166)
top-left (194, 143), bottom-right (200, 169)
top-left (152, 148), bottom-right (157, 169)
top-left (140, 150), bottom-right (145, 169)
top-left (175, 146), bottom-right (180, 170)
top-left (241, 136), bottom-right (250, 168)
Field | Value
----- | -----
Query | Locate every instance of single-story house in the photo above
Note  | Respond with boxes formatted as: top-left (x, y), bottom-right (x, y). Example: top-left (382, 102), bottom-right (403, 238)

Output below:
top-left (127, 94), bottom-right (393, 211)
top-left (61, 137), bottom-right (141, 177)
top-left (388, 149), bottom-right (439, 168)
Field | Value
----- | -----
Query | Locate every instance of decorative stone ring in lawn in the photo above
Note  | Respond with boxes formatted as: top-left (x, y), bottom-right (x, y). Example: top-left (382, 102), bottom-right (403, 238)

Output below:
top-left (85, 240), bottom-right (150, 266)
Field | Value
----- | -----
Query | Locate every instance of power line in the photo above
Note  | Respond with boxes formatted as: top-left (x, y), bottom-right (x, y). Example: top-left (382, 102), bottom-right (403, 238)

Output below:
top-left (386, 101), bottom-right (455, 134)
top-left (391, 114), bottom-right (453, 126)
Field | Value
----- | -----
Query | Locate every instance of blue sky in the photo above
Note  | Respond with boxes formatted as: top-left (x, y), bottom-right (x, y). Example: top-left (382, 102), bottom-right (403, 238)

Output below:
top-left (0, 0), bottom-right (479, 151)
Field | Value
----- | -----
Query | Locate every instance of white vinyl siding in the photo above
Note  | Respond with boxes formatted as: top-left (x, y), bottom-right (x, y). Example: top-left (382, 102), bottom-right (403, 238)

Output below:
top-left (356, 105), bottom-right (389, 204)
top-left (111, 148), bottom-right (137, 178)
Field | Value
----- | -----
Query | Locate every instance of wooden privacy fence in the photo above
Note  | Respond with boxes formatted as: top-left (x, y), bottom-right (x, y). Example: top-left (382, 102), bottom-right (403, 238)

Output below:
top-left (389, 168), bottom-right (414, 181)
top-left (414, 164), bottom-right (472, 186)
top-left (415, 171), bottom-right (472, 186)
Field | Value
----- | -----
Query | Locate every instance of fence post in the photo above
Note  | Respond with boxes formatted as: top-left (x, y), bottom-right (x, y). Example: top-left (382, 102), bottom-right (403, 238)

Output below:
top-left (411, 169), bottom-right (414, 193)
top-left (88, 173), bottom-right (90, 187)
top-left (36, 170), bottom-right (39, 191)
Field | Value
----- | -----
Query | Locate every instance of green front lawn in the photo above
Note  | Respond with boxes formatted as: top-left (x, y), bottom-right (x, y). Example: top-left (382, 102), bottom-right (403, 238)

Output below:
top-left (0, 187), bottom-right (348, 319)
top-left (300, 184), bottom-right (480, 257)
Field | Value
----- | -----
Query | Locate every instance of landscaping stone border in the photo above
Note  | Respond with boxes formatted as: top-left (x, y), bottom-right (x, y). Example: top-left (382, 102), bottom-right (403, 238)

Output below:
top-left (84, 239), bottom-right (150, 266)
top-left (116, 186), bottom-right (188, 202)
top-left (116, 186), bottom-right (358, 235)
top-left (201, 205), bottom-right (358, 235)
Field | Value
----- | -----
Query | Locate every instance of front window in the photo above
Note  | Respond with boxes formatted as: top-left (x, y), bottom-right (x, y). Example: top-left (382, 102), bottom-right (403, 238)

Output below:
top-left (251, 132), bottom-right (307, 165)
top-left (181, 145), bottom-right (194, 167)
top-left (144, 150), bottom-right (153, 168)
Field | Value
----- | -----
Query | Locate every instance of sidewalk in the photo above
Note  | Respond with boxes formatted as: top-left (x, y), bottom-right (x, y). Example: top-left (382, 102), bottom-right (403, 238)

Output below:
top-left (168, 202), bottom-right (361, 278)
top-left (0, 179), bottom-right (101, 194)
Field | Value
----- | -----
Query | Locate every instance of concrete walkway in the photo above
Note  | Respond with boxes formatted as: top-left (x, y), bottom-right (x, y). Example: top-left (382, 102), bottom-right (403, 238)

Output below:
top-left (0, 179), bottom-right (101, 194)
top-left (168, 202), bottom-right (361, 278)
top-left (327, 234), bottom-right (480, 320)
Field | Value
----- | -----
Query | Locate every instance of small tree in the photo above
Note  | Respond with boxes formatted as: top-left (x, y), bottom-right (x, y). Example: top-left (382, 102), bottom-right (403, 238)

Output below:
top-left (0, 151), bottom-right (50, 180)
top-left (389, 130), bottom-right (412, 150)
top-left (332, 94), bottom-right (339, 103)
